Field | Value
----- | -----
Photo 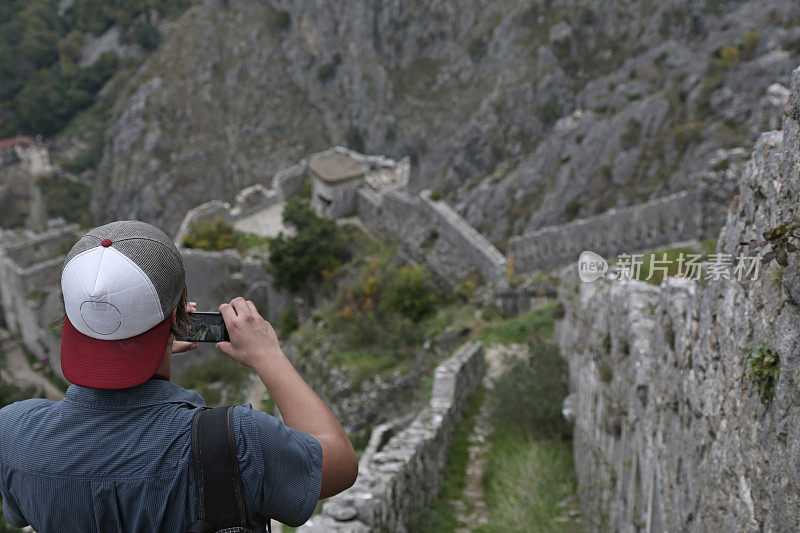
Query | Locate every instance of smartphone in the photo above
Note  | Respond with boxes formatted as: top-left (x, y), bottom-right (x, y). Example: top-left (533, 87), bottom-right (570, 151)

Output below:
top-left (177, 312), bottom-right (230, 343)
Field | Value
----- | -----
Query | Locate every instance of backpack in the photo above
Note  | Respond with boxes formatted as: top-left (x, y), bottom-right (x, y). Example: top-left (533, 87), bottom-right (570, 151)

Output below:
top-left (187, 406), bottom-right (270, 533)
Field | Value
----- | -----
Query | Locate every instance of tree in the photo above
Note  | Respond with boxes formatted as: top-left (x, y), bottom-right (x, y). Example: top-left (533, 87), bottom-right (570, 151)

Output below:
top-left (267, 197), bottom-right (342, 292)
top-left (133, 24), bottom-right (160, 51)
top-left (380, 264), bottom-right (437, 322)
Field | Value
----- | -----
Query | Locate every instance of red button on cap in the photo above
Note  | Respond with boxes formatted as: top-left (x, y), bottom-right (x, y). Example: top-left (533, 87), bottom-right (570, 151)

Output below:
top-left (101, 239), bottom-right (112, 247)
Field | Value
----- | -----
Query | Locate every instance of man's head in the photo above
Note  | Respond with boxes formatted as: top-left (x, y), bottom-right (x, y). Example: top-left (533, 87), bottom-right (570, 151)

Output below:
top-left (60, 220), bottom-right (191, 389)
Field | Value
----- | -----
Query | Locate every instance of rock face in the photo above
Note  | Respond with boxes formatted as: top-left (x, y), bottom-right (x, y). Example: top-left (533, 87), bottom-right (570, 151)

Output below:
top-left (93, 0), bottom-right (800, 241)
top-left (556, 66), bottom-right (800, 531)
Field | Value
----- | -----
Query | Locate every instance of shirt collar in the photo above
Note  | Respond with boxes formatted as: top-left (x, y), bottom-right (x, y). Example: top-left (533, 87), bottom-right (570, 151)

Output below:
top-left (64, 379), bottom-right (206, 410)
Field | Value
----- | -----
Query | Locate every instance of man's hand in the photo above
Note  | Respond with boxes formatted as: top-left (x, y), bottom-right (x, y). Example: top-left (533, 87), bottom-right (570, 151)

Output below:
top-left (170, 300), bottom-right (198, 355)
top-left (216, 297), bottom-right (282, 368)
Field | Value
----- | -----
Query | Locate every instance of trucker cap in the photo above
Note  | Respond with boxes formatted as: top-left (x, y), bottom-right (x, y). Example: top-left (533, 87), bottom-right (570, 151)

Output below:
top-left (60, 220), bottom-right (186, 389)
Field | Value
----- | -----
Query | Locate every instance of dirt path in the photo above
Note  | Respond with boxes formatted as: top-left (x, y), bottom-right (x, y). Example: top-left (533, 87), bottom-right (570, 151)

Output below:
top-left (453, 343), bottom-right (528, 531)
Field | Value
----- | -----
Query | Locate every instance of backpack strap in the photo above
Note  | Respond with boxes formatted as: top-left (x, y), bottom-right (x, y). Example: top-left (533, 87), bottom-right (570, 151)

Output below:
top-left (189, 406), bottom-right (253, 532)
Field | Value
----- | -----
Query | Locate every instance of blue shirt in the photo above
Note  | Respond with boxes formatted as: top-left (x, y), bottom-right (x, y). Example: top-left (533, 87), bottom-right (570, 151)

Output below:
top-left (0, 379), bottom-right (323, 532)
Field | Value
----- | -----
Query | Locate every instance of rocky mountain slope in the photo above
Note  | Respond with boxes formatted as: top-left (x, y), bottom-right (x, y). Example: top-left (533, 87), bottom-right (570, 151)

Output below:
top-left (92, 0), bottom-right (800, 242)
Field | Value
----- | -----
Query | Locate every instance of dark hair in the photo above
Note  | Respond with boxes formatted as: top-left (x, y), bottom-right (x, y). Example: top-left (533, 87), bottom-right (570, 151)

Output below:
top-left (170, 285), bottom-right (192, 339)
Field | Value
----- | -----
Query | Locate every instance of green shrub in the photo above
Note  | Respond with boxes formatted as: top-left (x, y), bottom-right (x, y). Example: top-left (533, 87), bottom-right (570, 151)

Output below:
top-left (270, 9), bottom-right (291, 30)
top-left (182, 215), bottom-right (239, 251)
top-left (311, 247), bottom-right (446, 375)
top-left (38, 175), bottom-right (92, 227)
top-left (741, 30), bottom-right (761, 59)
top-left (317, 62), bottom-right (335, 81)
top-left (133, 24), bottom-right (160, 51)
top-left (0, 0), bottom-right (190, 138)
top-left (13, 51), bottom-right (117, 135)
top-left (538, 98), bottom-right (561, 126)
top-left (740, 344), bottom-right (780, 404)
top-left (344, 126), bottom-right (364, 152)
top-left (276, 308), bottom-right (299, 336)
top-left (492, 340), bottom-right (570, 440)
top-left (620, 118), bottom-right (642, 150)
top-left (565, 199), bottom-right (581, 218)
top-left (429, 189), bottom-right (443, 201)
top-left (712, 45), bottom-right (740, 69)
top-left (467, 36), bottom-right (487, 61)
top-left (267, 197), bottom-right (342, 292)
top-left (380, 264), bottom-right (437, 322)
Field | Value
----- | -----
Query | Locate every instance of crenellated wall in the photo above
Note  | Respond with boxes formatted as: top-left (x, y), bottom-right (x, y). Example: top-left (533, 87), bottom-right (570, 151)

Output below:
top-left (556, 65), bottom-right (800, 532)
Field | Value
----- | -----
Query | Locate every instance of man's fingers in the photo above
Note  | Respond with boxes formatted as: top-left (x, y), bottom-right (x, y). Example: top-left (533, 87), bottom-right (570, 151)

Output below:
top-left (172, 341), bottom-right (198, 354)
top-left (230, 297), bottom-right (249, 316)
top-left (219, 302), bottom-right (235, 322)
top-left (246, 300), bottom-right (259, 316)
top-left (216, 341), bottom-right (232, 354)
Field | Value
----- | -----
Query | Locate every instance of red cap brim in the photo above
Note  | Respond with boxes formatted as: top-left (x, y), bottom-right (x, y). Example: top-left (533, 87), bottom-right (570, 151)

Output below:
top-left (61, 315), bottom-right (171, 389)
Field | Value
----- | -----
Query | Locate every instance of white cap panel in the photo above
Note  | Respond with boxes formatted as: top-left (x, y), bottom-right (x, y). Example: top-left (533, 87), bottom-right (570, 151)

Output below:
top-left (61, 246), bottom-right (164, 340)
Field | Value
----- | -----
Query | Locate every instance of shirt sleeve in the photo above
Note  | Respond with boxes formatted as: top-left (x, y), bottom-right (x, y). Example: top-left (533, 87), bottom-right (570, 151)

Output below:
top-left (233, 404), bottom-right (323, 527)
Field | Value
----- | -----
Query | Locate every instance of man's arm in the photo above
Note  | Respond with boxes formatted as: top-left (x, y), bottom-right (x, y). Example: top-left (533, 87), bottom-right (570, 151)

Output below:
top-left (216, 297), bottom-right (358, 498)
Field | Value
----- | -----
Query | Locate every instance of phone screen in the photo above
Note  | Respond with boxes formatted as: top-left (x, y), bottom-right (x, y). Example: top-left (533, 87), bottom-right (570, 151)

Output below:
top-left (178, 312), bottom-right (230, 342)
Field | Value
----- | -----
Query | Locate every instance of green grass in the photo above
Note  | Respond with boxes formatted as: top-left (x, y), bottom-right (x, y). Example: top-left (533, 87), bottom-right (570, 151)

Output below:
top-left (475, 338), bottom-right (580, 532)
top-left (329, 350), bottom-right (399, 377)
top-left (348, 425), bottom-right (373, 457)
top-left (477, 432), bottom-right (578, 532)
top-left (414, 388), bottom-right (484, 531)
top-left (475, 306), bottom-right (579, 531)
top-left (423, 303), bottom-right (478, 338)
top-left (235, 231), bottom-right (272, 256)
top-left (474, 301), bottom-right (559, 345)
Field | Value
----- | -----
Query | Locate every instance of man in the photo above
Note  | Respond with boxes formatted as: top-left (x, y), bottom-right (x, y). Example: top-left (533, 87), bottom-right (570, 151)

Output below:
top-left (0, 220), bottom-right (357, 531)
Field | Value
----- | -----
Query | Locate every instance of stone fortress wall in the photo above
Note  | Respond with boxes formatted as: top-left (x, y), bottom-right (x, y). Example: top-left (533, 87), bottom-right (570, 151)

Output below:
top-left (299, 341), bottom-right (486, 532)
top-left (508, 156), bottom-right (744, 274)
top-left (555, 66), bottom-right (800, 532)
top-left (0, 224), bottom-right (83, 378)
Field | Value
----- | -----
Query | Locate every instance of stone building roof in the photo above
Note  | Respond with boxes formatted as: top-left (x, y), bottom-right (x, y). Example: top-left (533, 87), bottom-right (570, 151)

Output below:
top-left (308, 152), bottom-right (366, 184)
top-left (0, 136), bottom-right (37, 151)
